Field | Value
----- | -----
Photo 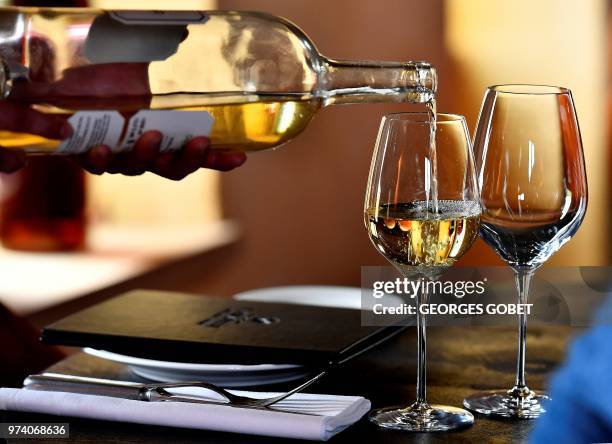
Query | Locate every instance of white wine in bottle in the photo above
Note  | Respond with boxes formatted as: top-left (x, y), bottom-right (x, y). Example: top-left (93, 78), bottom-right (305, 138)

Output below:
top-left (0, 8), bottom-right (436, 154)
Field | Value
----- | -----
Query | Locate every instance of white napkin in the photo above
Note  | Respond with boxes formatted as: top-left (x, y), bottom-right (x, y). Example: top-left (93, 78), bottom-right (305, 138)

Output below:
top-left (0, 387), bottom-right (370, 441)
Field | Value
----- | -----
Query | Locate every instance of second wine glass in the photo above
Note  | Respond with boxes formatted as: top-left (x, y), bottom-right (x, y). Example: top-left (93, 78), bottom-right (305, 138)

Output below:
top-left (463, 84), bottom-right (588, 418)
top-left (364, 112), bottom-right (480, 431)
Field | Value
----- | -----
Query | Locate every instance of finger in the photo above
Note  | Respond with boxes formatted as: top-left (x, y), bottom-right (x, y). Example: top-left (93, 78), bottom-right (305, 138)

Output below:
top-left (150, 137), bottom-right (209, 180)
top-left (153, 152), bottom-right (176, 172)
top-left (177, 136), bottom-right (210, 170)
top-left (151, 152), bottom-right (188, 181)
top-left (0, 102), bottom-right (72, 140)
top-left (71, 145), bottom-right (111, 175)
top-left (122, 130), bottom-right (162, 174)
top-left (88, 145), bottom-right (114, 171)
top-left (104, 131), bottom-right (163, 176)
top-left (203, 150), bottom-right (247, 171)
top-left (0, 148), bottom-right (27, 173)
top-left (73, 145), bottom-right (113, 175)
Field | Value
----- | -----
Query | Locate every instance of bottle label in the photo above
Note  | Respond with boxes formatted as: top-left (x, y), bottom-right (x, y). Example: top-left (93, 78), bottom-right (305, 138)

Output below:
top-left (57, 110), bottom-right (215, 155)
top-left (57, 111), bottom-right (124, 155)
top-left (120, 110), bottom-right (215, 152)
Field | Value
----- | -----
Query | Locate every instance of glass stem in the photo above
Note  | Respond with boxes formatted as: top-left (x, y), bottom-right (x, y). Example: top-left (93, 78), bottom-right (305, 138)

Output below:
top-left (512, 268), bottom-right (534, 394)
top-left (415, 283), bottom-right (429, 406)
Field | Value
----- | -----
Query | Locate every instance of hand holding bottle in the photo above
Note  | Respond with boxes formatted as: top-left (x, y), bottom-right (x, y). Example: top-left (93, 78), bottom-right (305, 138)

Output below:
top-left (0, 102), bottom-right (246, 178)
top-left (74, 132), bottom-right (246, 180)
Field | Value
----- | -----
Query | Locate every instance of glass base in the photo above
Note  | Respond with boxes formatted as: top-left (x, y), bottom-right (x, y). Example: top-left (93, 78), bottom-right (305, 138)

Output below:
top-left (463, 387), bottom-right (549, 419)
top-left (369, 402), bottom-right (474, 432)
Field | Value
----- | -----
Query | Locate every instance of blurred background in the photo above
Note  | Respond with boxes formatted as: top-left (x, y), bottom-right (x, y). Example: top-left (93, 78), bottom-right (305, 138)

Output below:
top-left (0, 0), bottom-right (609, 321)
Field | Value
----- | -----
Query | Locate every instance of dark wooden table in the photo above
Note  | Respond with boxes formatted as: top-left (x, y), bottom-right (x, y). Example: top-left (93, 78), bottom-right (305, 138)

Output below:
top-left (1, 325), bottom-right (575, 443)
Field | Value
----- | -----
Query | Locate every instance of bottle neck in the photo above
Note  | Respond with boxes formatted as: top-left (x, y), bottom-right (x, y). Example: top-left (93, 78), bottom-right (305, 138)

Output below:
top-left (318, 58), bottom-right (437, 105)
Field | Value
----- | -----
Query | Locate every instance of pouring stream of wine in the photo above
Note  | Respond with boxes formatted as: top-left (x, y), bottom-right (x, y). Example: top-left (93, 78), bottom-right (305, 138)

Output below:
top-left (426, 99), bottom-right (439, 216)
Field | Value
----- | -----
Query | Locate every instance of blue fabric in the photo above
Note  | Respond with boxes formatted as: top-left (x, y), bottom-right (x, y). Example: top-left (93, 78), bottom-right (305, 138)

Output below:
top-left (530, 322), bottom-right (612, 443)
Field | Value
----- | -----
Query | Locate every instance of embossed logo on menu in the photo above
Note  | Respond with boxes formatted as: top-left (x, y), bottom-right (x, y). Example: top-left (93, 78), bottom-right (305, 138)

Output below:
top-left (199, 308), bottom-right (280, 328)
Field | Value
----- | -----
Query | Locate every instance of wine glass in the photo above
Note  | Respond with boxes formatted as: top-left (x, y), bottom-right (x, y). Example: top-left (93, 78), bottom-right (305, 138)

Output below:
top-left (364, 112), bottom-right (480, 431)
top-left (463, 85), bottom-right (588, 418)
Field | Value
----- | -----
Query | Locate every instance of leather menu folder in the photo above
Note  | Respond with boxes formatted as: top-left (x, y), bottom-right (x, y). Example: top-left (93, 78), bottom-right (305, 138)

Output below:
top-left (42, 289), bottom-right (403, 365)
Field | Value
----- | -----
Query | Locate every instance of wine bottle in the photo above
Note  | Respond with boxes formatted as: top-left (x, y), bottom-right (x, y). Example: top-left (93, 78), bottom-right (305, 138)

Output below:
top-left (0, 8), bottom-right (436, 154)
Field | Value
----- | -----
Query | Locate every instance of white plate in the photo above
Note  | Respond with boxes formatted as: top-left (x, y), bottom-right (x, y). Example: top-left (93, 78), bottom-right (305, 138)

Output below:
top-left (234, 285), bottom-right (365, 309)
top-left (234, 285), bottom-right (403, 311)
top-left (83, 348), bottom-right (307, 387)
top-left (84, 348), bottom-right (299, 373)
top-left (130, 367), bottom-right (309, 387)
